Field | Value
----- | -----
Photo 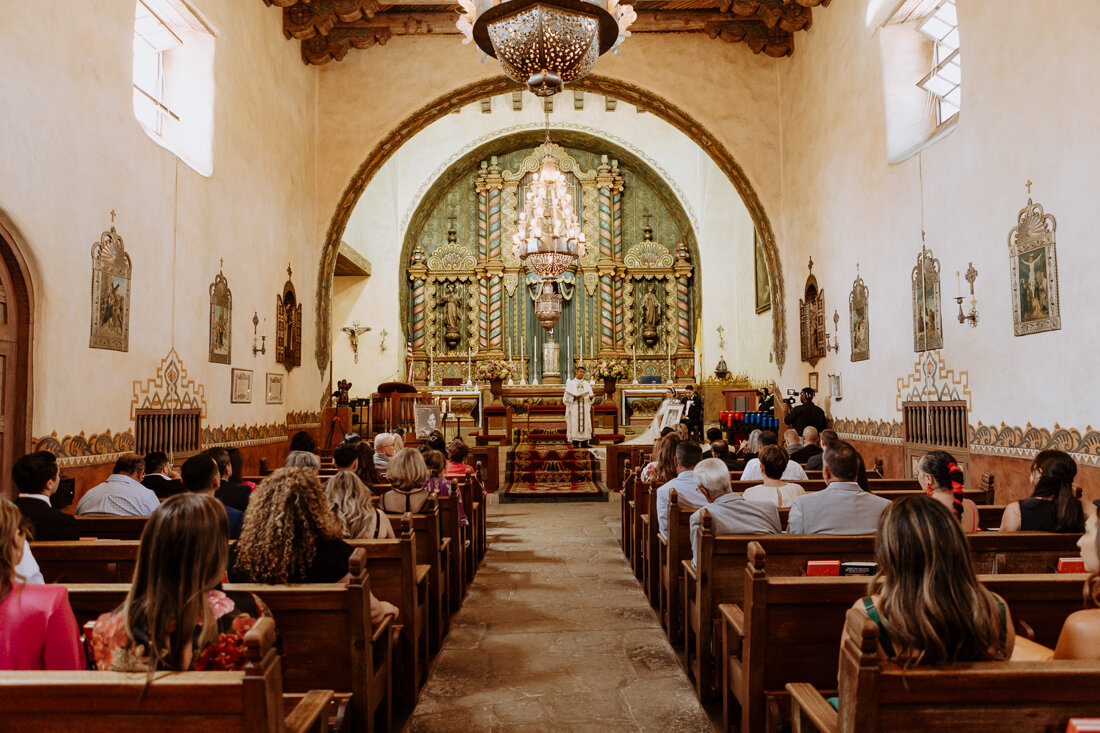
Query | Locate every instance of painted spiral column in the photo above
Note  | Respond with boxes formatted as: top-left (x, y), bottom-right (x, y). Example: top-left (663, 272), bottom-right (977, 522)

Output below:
top-left (674, 243), bottom-right (693, 350)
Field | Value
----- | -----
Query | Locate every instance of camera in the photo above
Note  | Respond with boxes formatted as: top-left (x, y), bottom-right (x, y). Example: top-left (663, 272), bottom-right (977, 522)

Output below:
top-left (783, 389), bottom-right (798, 406)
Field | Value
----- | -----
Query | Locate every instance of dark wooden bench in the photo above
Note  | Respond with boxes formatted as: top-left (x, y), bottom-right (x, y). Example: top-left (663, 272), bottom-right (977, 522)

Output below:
top-left (0, 617), bottom-right (333, 733)
top-left (64, 550), bottom-right (393, 733)
top-left (384, 498), bottom-right (450, 654)
top-left (436, 490), bottom-right (468, 613)
top-left (619, 460), bottom-right (635, 559)
top-left (74, 515), bottom-right (148, 540)
top-left (722, 542), bottom-right (1089, 733)
top-left (658, 489), bottom-right (694, 646)
top-left (32, 540), bottom-right (140, 583)
top-left (787, 607), bottom-right (1100, 733)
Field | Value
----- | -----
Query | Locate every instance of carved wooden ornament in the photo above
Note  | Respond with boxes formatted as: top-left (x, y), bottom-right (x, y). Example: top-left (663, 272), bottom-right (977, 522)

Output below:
top-left (276, 266), bottom-right (302, 370)
top-left (799, 257), bottom-right (825, 366)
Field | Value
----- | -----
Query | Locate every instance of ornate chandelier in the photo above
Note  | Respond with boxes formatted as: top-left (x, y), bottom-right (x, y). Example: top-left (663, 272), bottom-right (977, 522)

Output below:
top-left (457, 0), bottom-right (636, 96)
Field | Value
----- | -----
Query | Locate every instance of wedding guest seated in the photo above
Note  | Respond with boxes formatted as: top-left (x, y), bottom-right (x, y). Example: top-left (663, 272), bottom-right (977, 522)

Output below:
top-left (141, 450), bottom-right (186, 499)
top-left (736, 429), bottom-right (762, 460)
top-left (656, 441), bottom-right (705, 536)
top-left (674, 424), bottom-right (691, 443)
top-left (641, 433), bottom-right (680, 485)
top-left (77, 453), bottom-right (159, 516)
top-left (1054, 501), bottom-right (1100, 659)
top-left (289, 430), bottom-right (317, 453)
top-left (850, 495), bottom-right (1013, 667)
top-left (90, 493), bottom-right (272, 672)
top-left (373, 432), bottom-right (396, 476)
top-left (391, 428), bottom-right (406, 451)
top-left (741, 431), bottom-right (809, 482)
top-left (353, 440), bottom-right (383, 486)
top-left (422, 433), bottom-right (447, 455)
top-left (381, 449), bottom-right (433, 515)
top-left (423, 449), bottom-right (466, 525)
top-left (787, 442), bottom-right (890, 535)
top-left (916, 450), bottom-right (978, 531)
top-left (999, 449), bottom-right (1085, 533)
top-left (0, 498), bottom-right (84, 670)
top-left (710, 440), bottom-right (743, 472)
top-left (206, 447), bottom-right (250, 512)
top-left (285, 450), bottom-right (321, 470)
top-left (12, 451), bottom-right (77, 541)
top-left (181, 454), bottom-right (243, 539)
top-left (789, 426), bottom-right (823, 465)
top-left (332, 442), bottom-right (360, 473)
top-left (227, 447), bottom-right (254, 492)
top-left (742, 444), bottom-right (807, 510)
top-left (783, 428), bottom-right (802, 455)
top-left (701, 426), bottom-right (724, 454)
top-left (325, 470), bottom-right (394, 540)
top-left (445, 439), bottom-right (471, 476)
top-left (805, 428), bottom-right (837, 471)
top-left (689, 458), bottom-right (780, 567)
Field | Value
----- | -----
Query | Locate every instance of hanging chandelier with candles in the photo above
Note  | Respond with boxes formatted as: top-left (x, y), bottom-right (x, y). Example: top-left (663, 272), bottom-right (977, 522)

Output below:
top-left (457, 0), bottom-right (636, 96)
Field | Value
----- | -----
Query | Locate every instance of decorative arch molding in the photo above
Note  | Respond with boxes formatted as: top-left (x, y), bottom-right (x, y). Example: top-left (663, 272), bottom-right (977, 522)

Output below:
top-left (315, 74), bottom-right (787, 374)
top-left (0, 209), bottom-right (37, 478)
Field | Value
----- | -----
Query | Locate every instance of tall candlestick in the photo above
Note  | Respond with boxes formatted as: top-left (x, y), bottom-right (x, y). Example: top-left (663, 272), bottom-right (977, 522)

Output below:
top-left (508, 337), bottom-right (512, 359)
top-left (667, 337), bottom-right (672, 382)
top-left (632, 344), bottom-right (637, 383)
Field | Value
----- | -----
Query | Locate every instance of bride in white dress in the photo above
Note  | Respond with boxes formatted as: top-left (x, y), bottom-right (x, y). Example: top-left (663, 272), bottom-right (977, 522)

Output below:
top-left (624, 388), bottom-right (680, 445)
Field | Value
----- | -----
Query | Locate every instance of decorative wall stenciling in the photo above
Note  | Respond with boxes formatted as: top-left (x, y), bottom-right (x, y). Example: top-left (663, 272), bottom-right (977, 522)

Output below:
top-left (1008, 197), bottom-right (1061, 336)
top-left (286, 411), bottom-right (322, 429)
top-left (32, 429), bottom-right (137, 466)
top-left (911, 247), bottom-right (943, 352)
top-left (277, 266), bottom-right (303, 370)
top-left (799, 257), bottom-right (826, 366)
top-left (130, 350), bottom-right (207, 420)
top-left (89, 219), bottom-right (132, 351)
top-left (201, 423), bottom-right (286, 448)
top-left (754, 230), bottom-right (770, 313)
top-left (849, 265), bottom-right (869, 362)
top-left (971, 421), bottom-right (1099, 467)
top-left (832, 418), bottom-right (903, 444)
top-left (209, 265), bottom-right (232, 364)
top-left (895, 350), bottom-right (970, 411)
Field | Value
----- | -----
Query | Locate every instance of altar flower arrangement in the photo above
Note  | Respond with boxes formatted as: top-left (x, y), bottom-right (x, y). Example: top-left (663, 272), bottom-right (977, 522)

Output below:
top-left (592, 357), bottom-right (630, 380)
top-left (474, 359), bottom-right (515, 382)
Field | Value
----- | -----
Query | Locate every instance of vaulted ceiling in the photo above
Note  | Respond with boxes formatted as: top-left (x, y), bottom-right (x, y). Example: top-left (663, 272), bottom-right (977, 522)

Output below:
top-left (263, 0), bottom-right (832, 65)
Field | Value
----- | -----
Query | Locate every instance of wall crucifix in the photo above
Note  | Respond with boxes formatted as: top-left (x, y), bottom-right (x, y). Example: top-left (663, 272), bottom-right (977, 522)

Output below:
top-left (341, 321), bottom-right (371, 363)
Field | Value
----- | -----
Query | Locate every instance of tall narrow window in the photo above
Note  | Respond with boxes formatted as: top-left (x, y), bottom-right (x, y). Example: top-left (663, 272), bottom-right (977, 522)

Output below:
top-left (916, 0), bottom-right (961, 125)
top-left (131, 0), bottom-right (215, 176)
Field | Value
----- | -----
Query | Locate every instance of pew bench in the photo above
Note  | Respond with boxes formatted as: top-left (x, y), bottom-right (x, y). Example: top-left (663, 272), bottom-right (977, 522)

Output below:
top-left (0, 617), bottom-right (333, 733)
top-left (384, 497), bottom-right (451, 654)
top-left (74, 515), bottom-right (148, 541)
top-left (787, 608), bottom-right (1100, 733)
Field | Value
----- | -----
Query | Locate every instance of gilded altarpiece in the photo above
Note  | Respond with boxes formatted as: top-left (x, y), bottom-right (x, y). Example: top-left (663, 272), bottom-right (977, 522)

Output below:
top-left (799, 258), bottom-right (826, 366)
top-left (403, 140), bottom-right (698, 384)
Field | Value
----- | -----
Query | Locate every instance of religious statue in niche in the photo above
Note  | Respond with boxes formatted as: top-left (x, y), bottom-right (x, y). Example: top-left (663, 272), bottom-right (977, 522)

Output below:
top-left (1008, 194), bottom-right (1061, 336)
top-left (438, 282), bottom-right (464, 350)
top-left (754, 230), bottom-right (771, 313)
top-left (639, 283), bottom-right (663, 347)
top-left (849, 264), bottom-right (869, 362)
top-left (799, 257), bottom-right (826, 366)
top-left (208, 263), bottom-right (231, 364)
top-left (90, 212), bottom-right (132, 352)
top-left (276, 265), bottom-right (302, 370)
top-left (911, 247), bottom-right (943, 352)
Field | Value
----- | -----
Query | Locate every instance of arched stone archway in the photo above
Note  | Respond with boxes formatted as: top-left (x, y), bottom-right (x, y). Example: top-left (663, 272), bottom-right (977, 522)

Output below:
top-left (316, 75), bottom-right (787, 375)
top-left (0, 210), bottom-right (35, 497)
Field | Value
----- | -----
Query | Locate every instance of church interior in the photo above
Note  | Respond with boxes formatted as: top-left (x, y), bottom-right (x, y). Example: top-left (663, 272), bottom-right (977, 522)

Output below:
top-left (1, 0), bottom-right (1099, 730)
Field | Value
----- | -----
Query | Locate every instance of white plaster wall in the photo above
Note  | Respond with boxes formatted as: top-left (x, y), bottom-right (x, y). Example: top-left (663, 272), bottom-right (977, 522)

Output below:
top-left (0, 0), bottom-right (322, 441)
top-left (778, 0), bottom-right (1100, 429)
top-left (329, 92), bottom-right (773, 392)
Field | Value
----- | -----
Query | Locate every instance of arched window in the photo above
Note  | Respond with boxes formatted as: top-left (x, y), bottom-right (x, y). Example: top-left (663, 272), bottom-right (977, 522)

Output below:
top-left (132, 0), bottom-right (215, 176)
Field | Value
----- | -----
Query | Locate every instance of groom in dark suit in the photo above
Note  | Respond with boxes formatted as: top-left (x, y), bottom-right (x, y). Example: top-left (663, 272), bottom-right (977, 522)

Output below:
top-left (13, 451), bottom-right (78, 541)
top-left (680, 384), bottom-right (704, 442)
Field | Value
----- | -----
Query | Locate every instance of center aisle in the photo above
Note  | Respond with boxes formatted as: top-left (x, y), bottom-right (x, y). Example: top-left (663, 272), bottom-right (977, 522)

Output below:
top-left (406, 496), bottom-right (716, 732)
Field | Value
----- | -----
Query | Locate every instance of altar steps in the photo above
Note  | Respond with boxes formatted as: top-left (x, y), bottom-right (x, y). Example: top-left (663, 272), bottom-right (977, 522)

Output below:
top-left (501, 444), bottom-right (608, 503)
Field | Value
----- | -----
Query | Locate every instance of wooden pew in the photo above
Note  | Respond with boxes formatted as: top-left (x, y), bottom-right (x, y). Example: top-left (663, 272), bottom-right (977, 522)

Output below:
top-left (64, 550), bottom-right (393, 733)
top-left (619, 461), bottom-right (635, 559)
top-left (631, 474), bottom-right (651, 583)
top-left (720, 541), bottom-right (1090, 733)
top-left (453, 473), bottom-right (480, 582)
top-left (32, 540), bottom-right (139, 583)
top-left (384, 498), bottom-right (450, 654)
top-left (658, 490), bottom-right (694, 646)
top-left (686, 524), bottom-right (1082, 706)
top-left (787, 608), bottom-right (1100, 733)
top-left (74, 515), bottom-right (148, 540)
top-left (0, 617), bottom-right (333, 733)
top-left (436, 490), bottom-right (468, 613)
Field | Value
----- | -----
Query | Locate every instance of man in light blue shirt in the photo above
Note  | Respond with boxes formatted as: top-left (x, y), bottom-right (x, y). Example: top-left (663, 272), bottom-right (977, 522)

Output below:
top-left (76, 454), bottom-right (160, 516)
top-left (787, 442), bottom-right (889, 535)
top-left (656, 441), bottom-right (704, 536)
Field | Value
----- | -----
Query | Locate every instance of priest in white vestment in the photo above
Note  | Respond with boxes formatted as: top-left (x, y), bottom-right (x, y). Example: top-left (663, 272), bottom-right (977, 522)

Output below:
top-left (563, 365), bottom-right (595, 448)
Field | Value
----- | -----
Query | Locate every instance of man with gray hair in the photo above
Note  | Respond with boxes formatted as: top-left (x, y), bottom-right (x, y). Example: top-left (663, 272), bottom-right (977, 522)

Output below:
top-left (373, 432), bottom-right (396, 475)
top-left (688, 457), bottom-right (781, 567)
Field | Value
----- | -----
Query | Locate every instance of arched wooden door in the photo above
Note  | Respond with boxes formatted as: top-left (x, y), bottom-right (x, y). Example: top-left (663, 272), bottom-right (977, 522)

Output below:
top-left (0, 219), bottom-right (33, 498)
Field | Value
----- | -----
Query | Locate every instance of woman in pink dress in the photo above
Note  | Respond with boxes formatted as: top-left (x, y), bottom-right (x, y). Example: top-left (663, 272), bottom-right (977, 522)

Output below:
top-left (0, 497), bottom-right (85, 670)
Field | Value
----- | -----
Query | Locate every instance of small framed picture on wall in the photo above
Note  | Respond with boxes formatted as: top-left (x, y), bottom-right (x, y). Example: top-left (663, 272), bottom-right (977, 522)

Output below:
top-left (266, 373), bottom-right (284, 404)
top-left (230, 368), bottom-right (253, 404)
top-left (808, 372), bottom-right (819, 392)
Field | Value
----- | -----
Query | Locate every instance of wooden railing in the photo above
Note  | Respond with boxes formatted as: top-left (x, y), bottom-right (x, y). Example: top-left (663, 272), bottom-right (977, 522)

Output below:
top-left (134, 408), bottom-right (202, 456)
top-left (902, 399), bottom-right (968, 450)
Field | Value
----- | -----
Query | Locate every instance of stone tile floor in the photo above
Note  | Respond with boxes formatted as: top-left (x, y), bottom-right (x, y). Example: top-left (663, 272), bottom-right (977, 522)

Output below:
top-left (406, 494), bottom-right (718, 732)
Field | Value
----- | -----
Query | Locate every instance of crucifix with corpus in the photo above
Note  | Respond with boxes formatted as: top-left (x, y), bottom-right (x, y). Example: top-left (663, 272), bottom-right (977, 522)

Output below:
top-left (341, 321), bottom-right (371, 363)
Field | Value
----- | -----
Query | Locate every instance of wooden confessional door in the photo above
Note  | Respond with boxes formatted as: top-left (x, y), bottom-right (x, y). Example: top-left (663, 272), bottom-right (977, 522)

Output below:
top-left (0, 227), bottom-right (31, 498)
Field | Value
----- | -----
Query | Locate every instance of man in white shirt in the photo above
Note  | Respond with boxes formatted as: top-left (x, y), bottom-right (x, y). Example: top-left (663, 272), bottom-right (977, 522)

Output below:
top-left (689, 458), bottom-right (780, 567)
top-left (741, 431), bottom-right (808, 481)
top-left (76, 453), bottom-right (160, 516)
top-left (786, 442), bottom-right (890, 535)
top-left (656, 442), bottom-right (705, 536)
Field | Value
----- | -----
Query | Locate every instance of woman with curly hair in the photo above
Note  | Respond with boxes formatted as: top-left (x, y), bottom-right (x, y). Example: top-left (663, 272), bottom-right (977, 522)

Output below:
top-left (90, 493), bottom-right (271, 672)
top-left (284, 450), bottom-right (320, 470)
top-left (445, 439), bottom-right (471, 477)
top-left (325, 470), bottom-right (394, 540)
top-left (1000, 449), bottom-right (1085, 533)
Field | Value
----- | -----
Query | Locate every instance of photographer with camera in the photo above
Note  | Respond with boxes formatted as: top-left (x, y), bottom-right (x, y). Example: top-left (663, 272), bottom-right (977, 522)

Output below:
top-left (784, 387), bottom-right (828, 434)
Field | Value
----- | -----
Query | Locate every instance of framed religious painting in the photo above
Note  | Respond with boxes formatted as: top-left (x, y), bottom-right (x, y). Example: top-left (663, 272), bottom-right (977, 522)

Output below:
top-left (911, 248), bottom-right (943, 352)
top-left (753, 230), bottom-right (771, 313)
top-left (89, 224), bottom-right (132, 351)
top-left (799, 258), bottom-right (826, 365)
top-left (849, 266), bottom-right (870, 362)
top-left (209, 267), bottom-right (232, 364)
top-left (230, 368), bottom-right (252, 404)
top-left (265, 373), bottom-right (284, 404)
top-left (661, 404), bottom-right (684, 430)
top-left (808, 372), bottom-right (819, 393)
top-left (415, 403), bottom-right (442, 438)
top-left (1008, 198), bottom-right (1061, 336)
